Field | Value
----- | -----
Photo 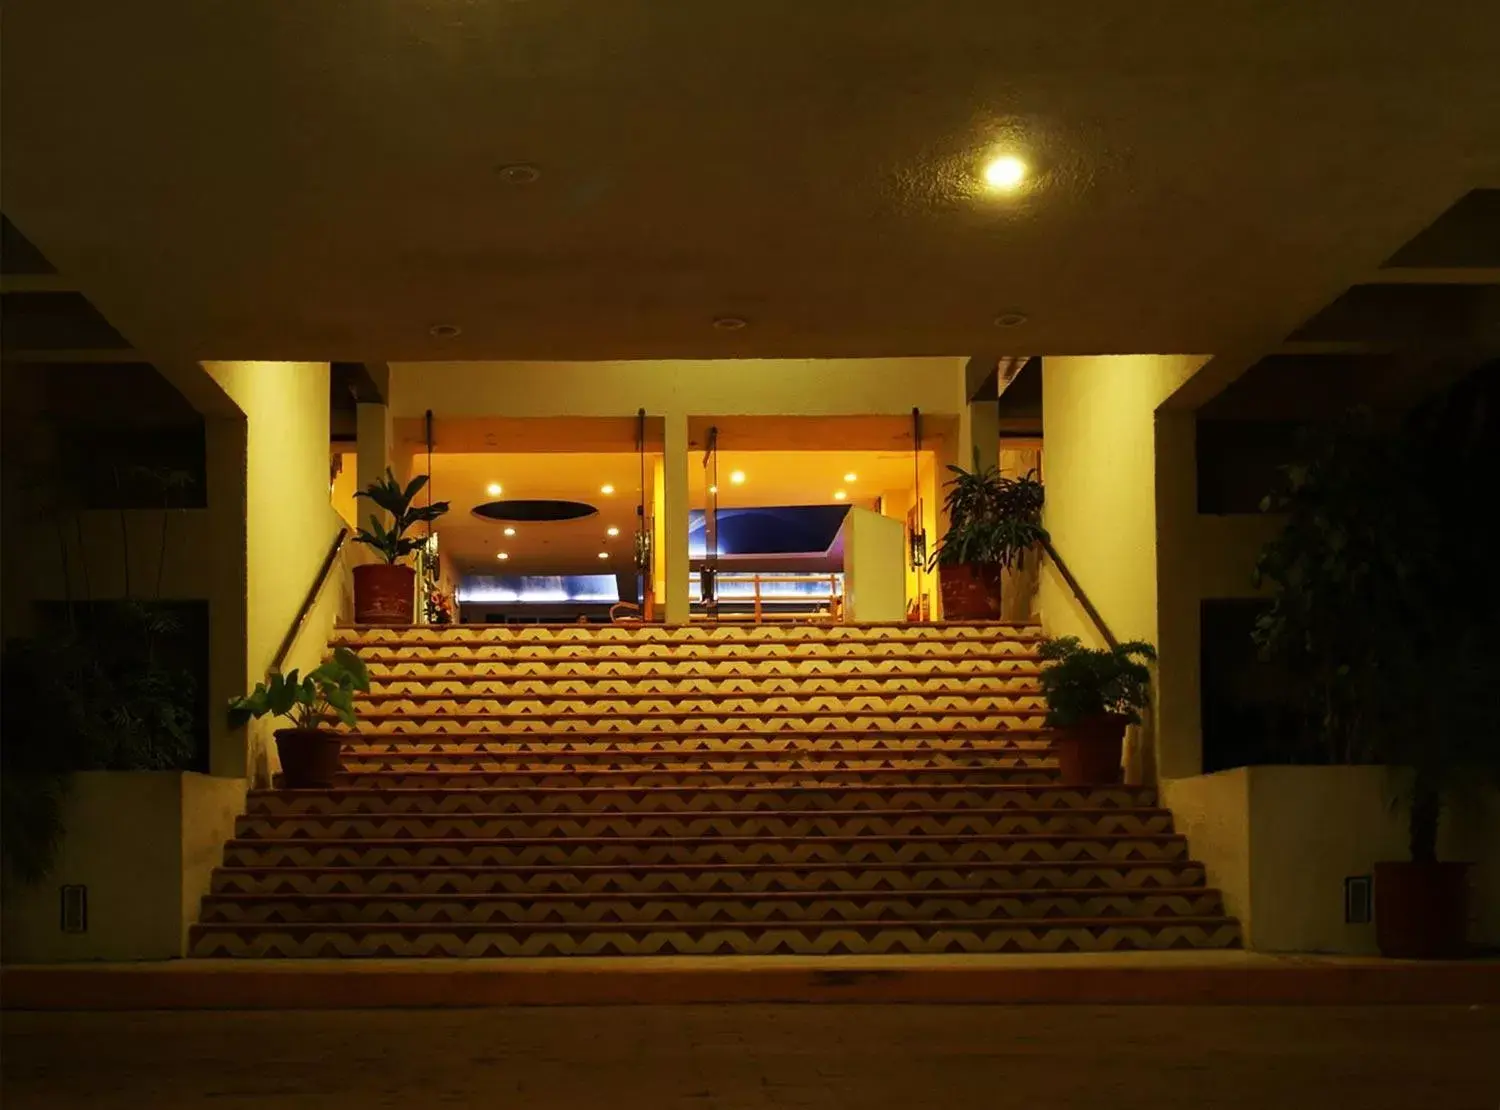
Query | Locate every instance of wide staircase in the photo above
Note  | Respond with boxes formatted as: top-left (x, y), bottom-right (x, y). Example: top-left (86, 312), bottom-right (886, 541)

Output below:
top-left (190, 622), bottom-right (1240, 958)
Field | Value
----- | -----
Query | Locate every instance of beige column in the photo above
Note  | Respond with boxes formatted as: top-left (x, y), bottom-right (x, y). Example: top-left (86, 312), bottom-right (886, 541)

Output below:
top-left (967, 399), bottom-right (1000, 474)
top-left (355, 402), bottom-right (393, 524)
top-left (662, 412), bottom-right (691, 625)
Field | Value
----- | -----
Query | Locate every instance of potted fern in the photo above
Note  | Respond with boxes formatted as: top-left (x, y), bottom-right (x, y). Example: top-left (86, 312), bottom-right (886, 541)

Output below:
top-left (930, 464), bottom-right (1047, 620)
top-left (1038, 636), bottom-right (1157, 784)
top-left (228, 647), bottom-right (370, 788)
top-left (353, 468), bottom-right (449, 624)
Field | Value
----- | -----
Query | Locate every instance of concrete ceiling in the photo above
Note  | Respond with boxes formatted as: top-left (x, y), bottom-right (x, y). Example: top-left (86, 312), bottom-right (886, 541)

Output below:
top-left (4, 3), bottom-right (1499, 366)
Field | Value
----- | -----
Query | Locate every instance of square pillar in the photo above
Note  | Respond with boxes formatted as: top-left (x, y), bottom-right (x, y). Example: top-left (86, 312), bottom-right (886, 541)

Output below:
top-left (662, 412), bottom-right (691, 625)
top-left (355, 402), bottom-right (392, 524)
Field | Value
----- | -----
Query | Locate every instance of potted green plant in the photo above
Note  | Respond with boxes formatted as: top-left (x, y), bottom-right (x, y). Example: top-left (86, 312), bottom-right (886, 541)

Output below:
top-left (1037, 636), bottom-right (1156, 784)
top-left (353, 468), bottom-right (450, 625)
top-left (1254, 393), bottom-right (1499, 958)
top-left (930, 464), bottom-right (1047, 620)
top-left (227, 647), bottom-right (370, 788)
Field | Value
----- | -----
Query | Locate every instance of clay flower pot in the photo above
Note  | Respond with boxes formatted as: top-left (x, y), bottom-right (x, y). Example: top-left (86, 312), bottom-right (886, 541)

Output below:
top-left (274, 727), bottom-right (345, 789)
top-left (938, 562), bottom-right (1004, 620)
top-left (353, 564), bottom-right (416, 625)
top-left (1051, 712), bottom-right (1130, 785)
top-left (1374, 860), bottom-right (1470, 959)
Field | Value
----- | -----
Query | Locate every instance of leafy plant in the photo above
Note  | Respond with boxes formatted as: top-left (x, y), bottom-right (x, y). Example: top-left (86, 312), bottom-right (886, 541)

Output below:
top-left (930, 464), bottom-right (1047, 569)
top-left (1037, 636), bottom-right (1157, 727)
top-left (1253, 365), bottom-right (1500, 862)
top-left (353, 469), bottom-right (450, 565)
top-left (227, 647), bottom-right (371, 731)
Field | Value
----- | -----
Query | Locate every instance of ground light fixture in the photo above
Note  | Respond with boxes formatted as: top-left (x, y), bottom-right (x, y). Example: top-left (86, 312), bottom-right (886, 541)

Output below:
top-left (730, 470), bottom-right (746, 484)
top-left (487, 482), bottom-right (503, 496)
top-left (982, 154), bottom-right (1027, 192)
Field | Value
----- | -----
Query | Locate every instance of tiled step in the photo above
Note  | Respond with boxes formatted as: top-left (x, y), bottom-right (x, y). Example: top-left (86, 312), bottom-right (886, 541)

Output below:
top-left (197, 887), bottom-right (1228, 925)
top-left (339, 715), bottom-right (1050, 737)
top-left (209, 859), bottom-right (1212, 896)
top-left (334, 623), bottom-right (1042, 646)
top-left (351, 648), bottom-right (1043, 668)
top-left (246, 784), bottom-right (1155, 816)
top-left (234, 807), bottom-right (1174, 841)
top-left (188, 916), bottom-right (1243, 958)
top-left (335, 767), bottom-right (1062, 789)
top-left (362, 660), bottom-right (1045, 680)
top-left (222, 833), bottom-right (1191, 869)
top-left (365, 674), bottom-right (1044, 695)
top-left (353, 691), bottom-right (1047, 713)
top-left (338, 730), bottom-right (1052, 750)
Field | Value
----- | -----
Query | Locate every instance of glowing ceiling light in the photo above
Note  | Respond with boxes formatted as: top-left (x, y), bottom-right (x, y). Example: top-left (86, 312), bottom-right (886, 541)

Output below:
top-left (598, 551), bottom-right (610, 559)
top-left (600, 483), bottom-right (615, 495)
top-left (843, 472), bottom-right (858, 483)
top-left (982, 155), bottom-right (1027, 192)
top-left (486, 482), bottom-right (503, 496)
top-left (834, 490), bottom-right (847, 501)
top-left (606, 526), bottom-right (620, 537)
top-left (503, 527), bottom-right (516, 537)
top-left (496, 552), bottom-right (509, 560)
top-left (729, 470), bottom-right (746, 485)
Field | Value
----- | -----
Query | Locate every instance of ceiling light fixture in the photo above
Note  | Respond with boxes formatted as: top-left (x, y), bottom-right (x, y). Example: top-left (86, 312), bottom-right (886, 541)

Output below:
top-left (486, 482), bottom-right (503, 496)
top-left (598, 551), bottom-right (610, 560)
top-left (429, 323), bottom-right (463, 338)
top-left (729, 470), bottom-right (746, 485)
top-left (843, 472), bottom-right (858, 483)
top-left (607, 526), bottom-right (620, 537)
top-left (834, 490), bottom-right (847, 501)
top-left (600, 483), bottom-right (615, 495)
top-left (993, 312), bottom-right (1029, 328)
top-left (503, 526), bottom-right (516, 537)
top-left (712, 316), bottom-right (748, 331)
top-left (496, 552), bottom-right (509, 561)
top-left (496, 163), bottom-right (541, 184)
top-left (982, 154), bottom-right (1028, 192)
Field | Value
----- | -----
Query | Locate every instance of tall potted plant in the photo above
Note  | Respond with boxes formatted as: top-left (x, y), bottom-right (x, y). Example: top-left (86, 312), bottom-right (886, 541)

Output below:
top-left (930, 464), bottom-right (1047, 620)
top-left (1037, 636), bottom-right (1156, 784)
top-left (353, 468), bottom-right (449, 625)
top-left (228, 647), bottom-right (370, 788)
top-left (1254, 391), bottom-right (1499, 959)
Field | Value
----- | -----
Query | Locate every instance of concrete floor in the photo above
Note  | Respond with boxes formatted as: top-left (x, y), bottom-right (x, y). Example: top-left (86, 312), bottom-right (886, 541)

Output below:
top-left (3, 1005), bottom-right (1497, 1109)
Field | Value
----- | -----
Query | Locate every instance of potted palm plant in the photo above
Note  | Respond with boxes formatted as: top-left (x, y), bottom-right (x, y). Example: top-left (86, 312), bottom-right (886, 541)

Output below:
top-left (353, 468), bottom-right (450, 625)
top-left (1037, 636), bottom-right (1156, 784)
top-left (930, 464), bottom-right (1047, 620)
top-left (227, 647), bottom-right (370, 789)
top-left (1254, 392), bottom-right (1499, 958)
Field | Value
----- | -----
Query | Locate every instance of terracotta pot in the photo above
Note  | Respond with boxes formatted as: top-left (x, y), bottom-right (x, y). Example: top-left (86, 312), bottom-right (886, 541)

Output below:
top-left (1374, 860), bottom-right (1470, 959)
top-left (274, 727), bottom-right (345, 789)
top-left (1051, 713), bottom-right (1129, 784)
top-left (938, 562), bottom-right (1004, 621)
top-left (353, 563), bottom-right (416, 625)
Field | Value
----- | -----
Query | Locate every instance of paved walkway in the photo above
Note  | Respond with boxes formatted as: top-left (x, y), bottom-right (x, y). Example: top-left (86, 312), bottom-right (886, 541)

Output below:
top-left (4, 1004), bottom-right (1496, 1109)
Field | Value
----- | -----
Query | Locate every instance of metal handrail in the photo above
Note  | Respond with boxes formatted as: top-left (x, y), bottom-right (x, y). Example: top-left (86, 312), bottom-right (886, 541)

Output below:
top-left (270, 527), bottom-right (349, 674)
top-left (1039, 538), bottom-right (1118, 649)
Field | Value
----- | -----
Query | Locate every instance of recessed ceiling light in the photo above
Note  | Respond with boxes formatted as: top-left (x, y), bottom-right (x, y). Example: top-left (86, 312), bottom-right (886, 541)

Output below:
top-left (606, 526), bottom-right (620, 537)
top-left (503, 526), bottom-right (516, 537)
top-left (982, 155), bottom-right (1027, 192)
top-left (712, 316), bottom-right (748, 331)
top-left (496, 163), bottom-right (541, 184)
top-left (834, 490), bottom-right (847, 501)
top-left (597, 551), bottom-right (609, 560)
top-left (993, 312), bottom-right (1029, 328)
top-left (486, 482), bottom-right (503, 496)
top-left (496, 552), bottom-right (509, 561)
top-left (843, 472), bottom-right (858, 483)
top-left (600, 483), bottom-right (615, 495)
top-left (729, 470), bottom-right (746, 485)
top-left (429, 323), bottom-right (463, 338)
